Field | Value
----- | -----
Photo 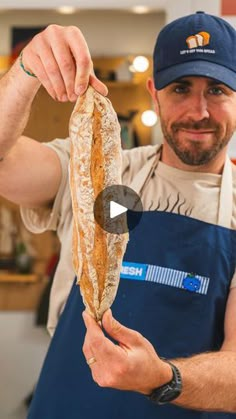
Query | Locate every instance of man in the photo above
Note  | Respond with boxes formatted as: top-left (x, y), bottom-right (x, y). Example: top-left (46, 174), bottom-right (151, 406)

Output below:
top-left (1, 10), bottom-right (236, 419)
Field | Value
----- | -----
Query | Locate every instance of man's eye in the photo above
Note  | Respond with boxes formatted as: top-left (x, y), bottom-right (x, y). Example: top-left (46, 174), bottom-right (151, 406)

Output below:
top-left (173, 86), bottom-right (189, 94)
top-left (209, 87), bottom-right (223, 95)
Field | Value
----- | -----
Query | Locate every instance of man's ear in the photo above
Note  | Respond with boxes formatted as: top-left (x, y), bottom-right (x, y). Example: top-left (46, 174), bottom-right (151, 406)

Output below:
top-left (146, 77), bottom-right (160, 116)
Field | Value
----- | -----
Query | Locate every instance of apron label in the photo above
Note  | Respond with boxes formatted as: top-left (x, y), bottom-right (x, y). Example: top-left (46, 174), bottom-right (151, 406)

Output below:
top-left (121, 261), bottom-right (210, 295)
top-left (120, 262), bottom-right (148, 281)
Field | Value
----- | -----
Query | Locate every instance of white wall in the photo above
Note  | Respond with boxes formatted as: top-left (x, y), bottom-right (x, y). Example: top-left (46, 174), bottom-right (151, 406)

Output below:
top-left (0, 9), bottom-right (165, 55)
top-left (165, 0), bottom-right (221, 21)
top-left (0, 312), bottom-right (50, 419)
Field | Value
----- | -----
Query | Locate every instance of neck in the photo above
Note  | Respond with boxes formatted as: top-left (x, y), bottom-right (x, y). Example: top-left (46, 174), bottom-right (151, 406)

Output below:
top-left (161, 141), bottom-right (227, 174)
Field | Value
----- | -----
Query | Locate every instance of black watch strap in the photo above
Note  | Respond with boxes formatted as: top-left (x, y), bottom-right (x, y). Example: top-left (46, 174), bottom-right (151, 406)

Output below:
top-left (147, 360), bottom-right (182, 405)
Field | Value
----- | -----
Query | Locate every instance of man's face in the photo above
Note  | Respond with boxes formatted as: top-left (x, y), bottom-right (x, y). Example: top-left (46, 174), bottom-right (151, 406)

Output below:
top-left (155, 77), bottom-right (236, 166)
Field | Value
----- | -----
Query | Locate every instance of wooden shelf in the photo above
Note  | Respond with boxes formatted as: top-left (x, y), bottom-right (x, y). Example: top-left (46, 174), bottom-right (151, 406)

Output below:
top-left (105, 80), bottom-right (139, 88)
top-left (0, 272), bottom-right (38, 283)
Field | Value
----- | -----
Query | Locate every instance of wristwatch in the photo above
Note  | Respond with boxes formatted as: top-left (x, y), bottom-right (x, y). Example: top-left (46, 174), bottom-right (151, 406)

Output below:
top-left (147, 360), bottom-right (182, 405)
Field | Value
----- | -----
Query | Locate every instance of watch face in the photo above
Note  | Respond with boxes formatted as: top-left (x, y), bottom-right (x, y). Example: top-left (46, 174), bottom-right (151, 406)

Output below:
top-left (148, 362), bottom-right (182, 405)
top-left (150, 384), bottom-right (181, 404)
top-left (158, 386), bottom-right (181, 404)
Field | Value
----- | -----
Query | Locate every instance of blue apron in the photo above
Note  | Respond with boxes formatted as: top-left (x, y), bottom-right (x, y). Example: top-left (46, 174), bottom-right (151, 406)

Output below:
top-left (27, 153), bottom-right (236, 419)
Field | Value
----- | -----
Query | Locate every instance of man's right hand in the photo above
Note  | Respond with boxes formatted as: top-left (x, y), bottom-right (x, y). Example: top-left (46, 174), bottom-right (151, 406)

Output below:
top-left (21, 25), bottom-right (108, 102)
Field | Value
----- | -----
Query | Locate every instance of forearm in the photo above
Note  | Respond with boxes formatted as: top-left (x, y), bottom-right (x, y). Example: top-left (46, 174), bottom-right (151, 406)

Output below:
top-left (0, 57), bottom-right (40, 157)
top-left (173, 351), bottom-right (236, 412)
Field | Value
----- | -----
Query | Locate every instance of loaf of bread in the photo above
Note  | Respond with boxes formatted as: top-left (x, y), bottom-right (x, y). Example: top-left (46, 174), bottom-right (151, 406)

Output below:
top-left (69, 86), bottom-right (129, 320)
top-left (186, 31), bottom-right (210, 49)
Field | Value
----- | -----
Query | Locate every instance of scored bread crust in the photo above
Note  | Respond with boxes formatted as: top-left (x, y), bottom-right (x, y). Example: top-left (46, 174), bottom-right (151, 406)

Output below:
top-left (69, 86), bottom-right (129, 320)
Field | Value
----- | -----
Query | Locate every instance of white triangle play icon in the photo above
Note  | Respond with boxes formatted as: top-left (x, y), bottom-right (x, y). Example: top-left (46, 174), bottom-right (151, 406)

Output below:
top-left (110, 201), bottom-right (127, 219)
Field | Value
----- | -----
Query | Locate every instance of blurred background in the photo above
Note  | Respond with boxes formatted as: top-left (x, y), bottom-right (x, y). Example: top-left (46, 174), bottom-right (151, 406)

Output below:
top-left (0, 1), bottom-right (235, 418)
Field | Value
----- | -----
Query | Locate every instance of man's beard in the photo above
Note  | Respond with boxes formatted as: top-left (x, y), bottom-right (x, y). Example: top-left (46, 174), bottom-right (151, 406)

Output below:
top-left (159, 112), bottom-right (233, 166)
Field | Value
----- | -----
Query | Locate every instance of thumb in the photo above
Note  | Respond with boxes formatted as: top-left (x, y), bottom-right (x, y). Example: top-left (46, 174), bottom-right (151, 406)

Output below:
top-left (82, 310), bottom-right (103, 335)
top-left (90, 73), bottom-right (108, 96)
top-left (102, 309), bottom-right (141, 348)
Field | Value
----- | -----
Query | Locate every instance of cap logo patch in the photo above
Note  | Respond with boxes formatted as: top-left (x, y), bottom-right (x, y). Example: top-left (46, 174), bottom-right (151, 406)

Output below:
top-left (186, 32), bottom-right (210, 49)
top-left (180, 31), bottom-right (214, 56)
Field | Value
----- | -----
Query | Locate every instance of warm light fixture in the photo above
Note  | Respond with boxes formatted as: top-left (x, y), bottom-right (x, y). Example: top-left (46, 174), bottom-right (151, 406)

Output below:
top-left (132, 5), bottom-right (151, 14)
top-left (141, 110), bottom-right (158, 127)
top-left (56, 6), bottom-right (76, 14)
top-left (132, 56), bottom-right (149, 72)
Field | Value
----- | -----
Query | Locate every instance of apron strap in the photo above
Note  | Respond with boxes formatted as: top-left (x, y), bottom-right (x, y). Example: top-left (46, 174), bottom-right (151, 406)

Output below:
top-left (129, 145), bottom-right (162, 196)
top-left (218, 155), bottom-right (233, 228)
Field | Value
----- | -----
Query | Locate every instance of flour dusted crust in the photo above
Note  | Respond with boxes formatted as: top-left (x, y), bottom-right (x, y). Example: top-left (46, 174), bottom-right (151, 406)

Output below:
top-left (69, 86), bottom-right (129, 320)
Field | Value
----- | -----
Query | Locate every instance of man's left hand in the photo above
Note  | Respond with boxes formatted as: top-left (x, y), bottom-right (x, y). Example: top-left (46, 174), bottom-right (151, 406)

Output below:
top-left (82, 309), bottom-right (172, 394)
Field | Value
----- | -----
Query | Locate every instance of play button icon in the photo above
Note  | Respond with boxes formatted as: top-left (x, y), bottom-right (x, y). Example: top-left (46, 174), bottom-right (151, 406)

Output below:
top-left (94, 185), bottom-right (143, 234)
top-left (110, 201), bottom-right (127, 219)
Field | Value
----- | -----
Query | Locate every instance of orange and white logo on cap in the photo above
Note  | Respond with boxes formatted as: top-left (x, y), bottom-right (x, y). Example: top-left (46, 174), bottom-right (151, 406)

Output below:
top-left (186, 32), bottom-right (210, 49)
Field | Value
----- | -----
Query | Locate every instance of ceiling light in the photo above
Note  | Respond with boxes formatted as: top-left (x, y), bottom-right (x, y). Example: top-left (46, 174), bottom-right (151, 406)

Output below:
top-left (132, 56), bottom-right (149, 72)
top-left (132, 6), bottom-right (150, 14)
top-left (141, 110), bottom-right (158, 127)
top-left (56, 6), bottom-right (76, 14)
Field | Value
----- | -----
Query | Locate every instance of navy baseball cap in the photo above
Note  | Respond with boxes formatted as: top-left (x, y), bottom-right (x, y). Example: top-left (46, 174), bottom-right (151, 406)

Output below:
top-left (154, 11), bottom-right (236, 90)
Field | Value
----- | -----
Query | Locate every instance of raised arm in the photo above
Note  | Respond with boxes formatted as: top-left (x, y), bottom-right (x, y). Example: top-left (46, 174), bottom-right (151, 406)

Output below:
top-left (0, 25), bottom-right (107, 208)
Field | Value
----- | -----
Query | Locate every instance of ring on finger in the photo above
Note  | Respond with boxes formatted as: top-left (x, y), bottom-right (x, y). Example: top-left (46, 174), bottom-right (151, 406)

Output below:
top-left (86, 356), bottom-right (97, 366)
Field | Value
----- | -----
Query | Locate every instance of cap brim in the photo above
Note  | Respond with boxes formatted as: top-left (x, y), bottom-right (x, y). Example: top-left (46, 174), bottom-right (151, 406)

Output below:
top-left (154, 61), bottom-right (236, 91)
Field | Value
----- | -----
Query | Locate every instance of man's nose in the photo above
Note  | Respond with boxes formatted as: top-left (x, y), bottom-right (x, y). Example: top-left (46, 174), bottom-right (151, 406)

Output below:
top-left (186, 94), bottom-right (210, 121)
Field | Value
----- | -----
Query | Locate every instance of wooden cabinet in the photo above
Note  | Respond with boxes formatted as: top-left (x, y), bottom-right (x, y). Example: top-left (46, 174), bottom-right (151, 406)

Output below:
top-left (0, 196), bottom-right (58, 311)
top-left (0, 272), bottom-right (49, 310)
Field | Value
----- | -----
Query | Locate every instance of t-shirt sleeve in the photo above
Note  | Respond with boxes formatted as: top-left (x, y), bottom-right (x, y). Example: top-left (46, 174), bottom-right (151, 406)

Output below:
top-left (20, 138), bottom-right (71, 234)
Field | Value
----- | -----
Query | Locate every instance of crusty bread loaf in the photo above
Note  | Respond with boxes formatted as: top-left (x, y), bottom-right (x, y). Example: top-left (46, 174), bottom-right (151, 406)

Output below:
top-left (69, 86), bottom-right (129, 320)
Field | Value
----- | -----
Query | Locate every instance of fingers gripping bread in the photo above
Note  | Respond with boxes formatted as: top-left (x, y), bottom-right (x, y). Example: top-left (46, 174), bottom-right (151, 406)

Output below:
top-left (69, 87), bottom-right (129, 320)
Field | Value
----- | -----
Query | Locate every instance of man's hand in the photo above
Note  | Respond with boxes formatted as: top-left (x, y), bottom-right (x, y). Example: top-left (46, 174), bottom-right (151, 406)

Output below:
top-left (82, 309), bottom-right (172, 395)
top-left (21, 25), bottom-right (108, 102)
